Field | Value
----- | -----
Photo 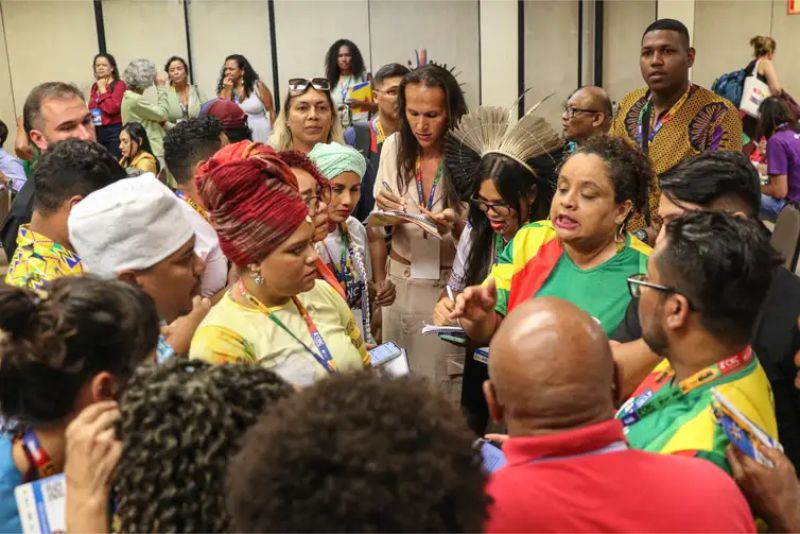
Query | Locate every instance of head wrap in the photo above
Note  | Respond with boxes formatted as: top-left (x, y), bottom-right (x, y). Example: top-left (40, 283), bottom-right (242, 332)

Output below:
top-left (68, 174), bottom-right (194, 279)
top-left (195, 141), bottom-right (308, 266)
top-left (307, 142), bottom-right (367, 182)
top-left (200, 98), bottom-right (248, 130)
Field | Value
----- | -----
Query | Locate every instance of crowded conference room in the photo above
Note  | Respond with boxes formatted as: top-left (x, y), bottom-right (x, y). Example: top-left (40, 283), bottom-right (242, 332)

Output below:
top-left (0, 0), bottom-right (799, 531)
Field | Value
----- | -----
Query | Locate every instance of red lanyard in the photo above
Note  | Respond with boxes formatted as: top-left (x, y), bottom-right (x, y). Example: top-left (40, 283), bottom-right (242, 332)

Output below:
top-left (619, 346), bottom-right (753, 427)
top-left (237, 280), bottom-right (337, 373)
top-left (19, 430), bottom-right (56, 481)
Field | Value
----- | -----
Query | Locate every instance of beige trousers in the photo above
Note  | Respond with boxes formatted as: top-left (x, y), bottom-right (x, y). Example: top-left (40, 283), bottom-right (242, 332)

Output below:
top-left (382, 258), bottom-right (463, 403)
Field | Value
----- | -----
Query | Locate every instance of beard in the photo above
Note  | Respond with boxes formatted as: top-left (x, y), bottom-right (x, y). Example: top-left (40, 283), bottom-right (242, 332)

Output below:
top-left (641, 299), bottom-right (669, 357)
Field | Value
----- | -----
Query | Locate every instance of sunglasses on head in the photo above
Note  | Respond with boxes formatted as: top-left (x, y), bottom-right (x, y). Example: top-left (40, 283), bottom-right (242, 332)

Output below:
top-left (288, 78), bottom-right (331, 94)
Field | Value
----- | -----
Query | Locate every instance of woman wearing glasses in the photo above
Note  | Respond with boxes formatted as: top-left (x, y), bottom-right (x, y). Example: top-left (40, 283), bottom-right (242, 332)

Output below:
top-left (452, 135), bottom-right (653, 343)
top-left (433, 103), bottom-right (562, 433)
top-left (217, 54), bottom-right (276, 143)
top-left (189, 141), bottom-right (369, 384)
top-left (277, 149), bottom-right (345, 299)
top-left (371, 64), bottom-right (468, 400)
top-left (270, 78), bottom-right (344, 153)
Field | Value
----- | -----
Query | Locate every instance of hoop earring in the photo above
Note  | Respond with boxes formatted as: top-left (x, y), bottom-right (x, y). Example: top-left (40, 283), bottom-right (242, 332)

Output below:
top-left (615, 222), bottom-right (626, 254)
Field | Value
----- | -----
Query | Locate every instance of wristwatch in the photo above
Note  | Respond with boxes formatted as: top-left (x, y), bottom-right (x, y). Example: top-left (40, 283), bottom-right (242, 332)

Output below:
top-left (632, 229), bottom-right (649, 244)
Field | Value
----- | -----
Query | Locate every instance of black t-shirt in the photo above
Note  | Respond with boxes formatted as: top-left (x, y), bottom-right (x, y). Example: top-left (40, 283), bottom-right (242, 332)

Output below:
top-left (1, 178), bottom-right (34, 258)
top-left (612, 267), bottom-right (800, 470)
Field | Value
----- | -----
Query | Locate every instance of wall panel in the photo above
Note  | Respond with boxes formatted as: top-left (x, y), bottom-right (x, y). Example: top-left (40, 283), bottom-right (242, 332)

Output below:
top-left (603, 0), bottom-right (655, 104)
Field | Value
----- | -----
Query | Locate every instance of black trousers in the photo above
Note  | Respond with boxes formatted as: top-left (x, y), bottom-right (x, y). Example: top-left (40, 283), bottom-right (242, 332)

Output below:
top-left (461, 348), bottom-right (489, 436)
top-left (96, 123), bottom-right (122, 159)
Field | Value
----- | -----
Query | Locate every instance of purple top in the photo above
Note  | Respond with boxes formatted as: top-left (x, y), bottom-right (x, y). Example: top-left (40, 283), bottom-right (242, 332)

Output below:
top-left (767, 126), bottom-right (800, 203)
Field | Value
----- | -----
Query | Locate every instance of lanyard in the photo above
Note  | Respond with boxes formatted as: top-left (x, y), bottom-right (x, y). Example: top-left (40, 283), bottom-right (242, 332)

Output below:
top-left (20, 430), bottom-right (56, 480)
top-left (493, 234), bottom-right (507, 264)
top-left (619, 346), bottom-right (753, 427)
top-left (237, 280), bottom-right (337, 373)
top-left (175, 189), bottom-right (210, 223)
top-left (532, 439), bottom-right (628, 464)
top-left (637, 86), bottom-right (692, 152)
top-left (415, 157), bottom-right (443, 211)
top-left (324, 225), bottom-right (370, 337)
top-left (373, 117), bottom-right (386, 145)
top-left (340, 75), bottom-right (353, 103)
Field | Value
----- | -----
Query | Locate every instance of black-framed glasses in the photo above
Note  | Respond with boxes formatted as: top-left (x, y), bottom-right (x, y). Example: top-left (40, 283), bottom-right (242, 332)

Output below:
top-left (302, 184), bottom-right (332, 215)
top-left (288, 77), bottom-right (331, 94)
top-left (626, 273), bottom-right (699, 310)
top-left (471, 196), bottom-right (512, 217)
top-left (562, 106), bottom-right (601, 119)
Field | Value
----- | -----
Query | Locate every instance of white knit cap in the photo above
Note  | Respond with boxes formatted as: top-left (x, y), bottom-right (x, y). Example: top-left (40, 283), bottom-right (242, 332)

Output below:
top-left (68, 174), bottom-right (195, 279)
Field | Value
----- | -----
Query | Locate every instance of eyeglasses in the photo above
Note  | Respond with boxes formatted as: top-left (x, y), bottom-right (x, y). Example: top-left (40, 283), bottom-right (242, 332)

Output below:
top-left (562, 106), bottom-right (601, 119)
top-left (302, 184), bottom-right (332, 215)
top-left (288, 78), bottom-right (331, 95)
top-left (471, 196), bottom-right (512, 217)
top-left (626, 273), bottom-right (699, 310)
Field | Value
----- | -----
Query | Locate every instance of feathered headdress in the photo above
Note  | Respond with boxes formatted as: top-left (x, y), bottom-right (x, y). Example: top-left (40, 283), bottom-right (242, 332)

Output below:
top-left (445, 94), bottom-right (563, 198)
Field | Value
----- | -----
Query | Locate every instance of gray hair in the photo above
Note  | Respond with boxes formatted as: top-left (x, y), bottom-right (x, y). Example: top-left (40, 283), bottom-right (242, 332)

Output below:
top-left (123, 59), bottom-right (156, 92)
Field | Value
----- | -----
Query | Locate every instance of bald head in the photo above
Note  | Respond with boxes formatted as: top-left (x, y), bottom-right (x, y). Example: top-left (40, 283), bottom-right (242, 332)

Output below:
top-left (486, 297), bottom-right (616, 434)
top-left (562, 86), bottom-right (613, 144)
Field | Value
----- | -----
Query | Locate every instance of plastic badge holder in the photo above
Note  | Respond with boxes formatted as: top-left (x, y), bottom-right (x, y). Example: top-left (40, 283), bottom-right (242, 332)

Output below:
top-left (711, 387), bottom-right (783, 467)
top-left (15, 473), bottom-right (66, 534)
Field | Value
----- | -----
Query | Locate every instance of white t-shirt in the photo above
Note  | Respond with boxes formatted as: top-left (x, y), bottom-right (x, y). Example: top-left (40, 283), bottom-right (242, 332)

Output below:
top-left (178, 201), bottom-right (227, 297)
top-left (318, 216), bottom-right (372, 338)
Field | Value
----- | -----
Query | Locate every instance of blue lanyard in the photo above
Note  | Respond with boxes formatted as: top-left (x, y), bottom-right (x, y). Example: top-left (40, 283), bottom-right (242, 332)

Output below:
top-left (415, 159), bottom-right (443, 211)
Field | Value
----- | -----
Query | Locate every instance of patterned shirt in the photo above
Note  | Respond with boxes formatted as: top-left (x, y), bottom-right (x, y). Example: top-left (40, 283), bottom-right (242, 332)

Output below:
top-left (611, 84), bottom-right (743, 229)
top-left (488, 220), bottom-right (650, 335)
top-left (5, 225), bottom-right (83, 290)
top-left (617, 349), bottom-right (777, 473)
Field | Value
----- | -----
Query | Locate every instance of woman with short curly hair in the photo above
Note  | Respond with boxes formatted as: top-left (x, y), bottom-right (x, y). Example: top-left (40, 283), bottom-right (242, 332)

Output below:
top-left (113, 358), bottom-right (293, 533)
top-left (121, 58), bottom-right (170, 160)
top-left (454, 135), bottom-right (653, 341)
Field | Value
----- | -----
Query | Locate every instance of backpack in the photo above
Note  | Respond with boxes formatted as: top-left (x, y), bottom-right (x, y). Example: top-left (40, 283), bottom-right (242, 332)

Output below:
top-left (712, 68), bottom-right (747, 107)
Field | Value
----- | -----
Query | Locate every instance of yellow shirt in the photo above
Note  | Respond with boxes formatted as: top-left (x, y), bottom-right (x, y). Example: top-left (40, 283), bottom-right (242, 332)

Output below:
top-left (189, 279), bottom-right (369, 385)
top-left (4, 225), bottom-right (84, 290)
top-left (120, 151), bottom-right (158, 174)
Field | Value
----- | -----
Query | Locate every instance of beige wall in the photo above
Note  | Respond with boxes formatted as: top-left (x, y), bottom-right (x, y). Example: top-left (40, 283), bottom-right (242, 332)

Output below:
top-left (273, 0), bottom-right (370, 91)
top-left (1, 0), bottom-right (97, 150)
top-left (603, 0), bottom-right (655, 103)
top-left (480, 0), bottom-right (517, 111)
top-left (370, 0), bottom-right (480, 109)
top-left (523, 0), bottom-right (580, 127)
top-left (769, 0), bottom-right (800, 98)
top-left (0, 5), bottom-right (17, 149)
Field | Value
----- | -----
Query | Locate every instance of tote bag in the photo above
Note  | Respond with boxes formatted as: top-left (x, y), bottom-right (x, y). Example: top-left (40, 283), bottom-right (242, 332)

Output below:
top-left (740, 60), bottom-right (771, 118)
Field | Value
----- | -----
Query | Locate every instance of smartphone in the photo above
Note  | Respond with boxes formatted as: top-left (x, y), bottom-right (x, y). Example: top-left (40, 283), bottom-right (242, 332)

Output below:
top-left (474, 438), bottom-right (507, 473)
top-left (369, 341), bottom-right (403, 367)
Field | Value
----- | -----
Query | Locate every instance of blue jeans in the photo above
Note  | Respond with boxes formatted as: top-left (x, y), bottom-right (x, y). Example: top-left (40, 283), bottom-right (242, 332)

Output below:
top-left (761, 194), bottom-right (788, 221)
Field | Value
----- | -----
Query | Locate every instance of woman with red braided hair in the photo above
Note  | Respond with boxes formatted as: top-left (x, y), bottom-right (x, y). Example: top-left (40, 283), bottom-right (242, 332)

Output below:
top-left (188, 141), bottom-right (369, 385)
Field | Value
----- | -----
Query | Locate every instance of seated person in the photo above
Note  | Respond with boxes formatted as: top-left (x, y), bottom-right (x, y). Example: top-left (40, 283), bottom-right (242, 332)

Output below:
top-left (757, 97), bottom-right (800, 221)
top-left (453, 135), bottom-right (651, 342)
top-left (484, 297), bottom-right (755, 533)
top-left (226, 372), bottom-right (489, 532)
top-left (5, 139), bottom-right (126, 290)
top-left (612, 151), bottom-right (800, 471)
top-left (618, 211), bottom-right (780, 472)
top-left (118, 122), bottom-right (159, 175)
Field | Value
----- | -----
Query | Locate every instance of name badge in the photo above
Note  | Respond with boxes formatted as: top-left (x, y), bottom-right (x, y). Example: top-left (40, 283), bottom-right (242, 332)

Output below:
top-left (90, 108), bottom-right (102, 126)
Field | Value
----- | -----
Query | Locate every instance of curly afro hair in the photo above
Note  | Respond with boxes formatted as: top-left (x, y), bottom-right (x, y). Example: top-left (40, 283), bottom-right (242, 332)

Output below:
top-left (573, 134), bottom-right (652, 227)
top-left (113, 359), bottom-right (294, 533)
top-left (226, 372), bottom-right (490, 532)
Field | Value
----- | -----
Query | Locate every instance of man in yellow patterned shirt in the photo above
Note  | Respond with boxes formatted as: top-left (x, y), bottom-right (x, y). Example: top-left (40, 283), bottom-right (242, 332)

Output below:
top-left (5, 139), bottom-right (126, 289)
top-left (611, 19), bottom-right (742, 234)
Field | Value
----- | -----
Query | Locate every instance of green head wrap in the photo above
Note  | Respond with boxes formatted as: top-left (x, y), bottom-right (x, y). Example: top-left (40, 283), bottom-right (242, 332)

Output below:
top-left (307, 142), bottom-right (367, 182)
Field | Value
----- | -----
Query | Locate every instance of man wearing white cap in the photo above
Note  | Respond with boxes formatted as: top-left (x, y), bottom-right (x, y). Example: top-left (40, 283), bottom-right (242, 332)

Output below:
top-left (69, 174), bottom-right (206, 327)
